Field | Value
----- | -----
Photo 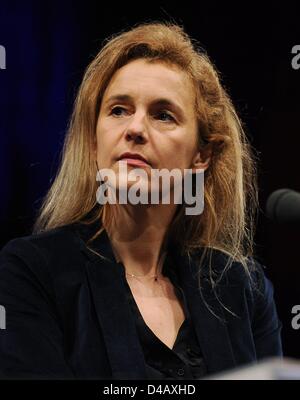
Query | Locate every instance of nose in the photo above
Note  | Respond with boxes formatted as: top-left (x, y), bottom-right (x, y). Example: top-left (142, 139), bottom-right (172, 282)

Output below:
top-left (125, 111), bottom-right (148, 144)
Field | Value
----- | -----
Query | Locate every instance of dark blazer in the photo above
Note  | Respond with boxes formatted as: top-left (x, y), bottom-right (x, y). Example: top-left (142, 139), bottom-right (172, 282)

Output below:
top-left (0, 221), bottom-right (282, 379)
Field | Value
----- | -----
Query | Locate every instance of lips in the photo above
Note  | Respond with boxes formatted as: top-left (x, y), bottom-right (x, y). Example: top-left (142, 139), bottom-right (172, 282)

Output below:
top-left (118, 152), bottom-right (151, 166)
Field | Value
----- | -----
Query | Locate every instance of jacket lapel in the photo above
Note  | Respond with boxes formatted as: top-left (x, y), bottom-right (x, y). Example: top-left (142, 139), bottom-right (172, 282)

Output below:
top-left (174, 249), bottom-right (237, 374)
top-left (79, 227), bottom-right (148, 379)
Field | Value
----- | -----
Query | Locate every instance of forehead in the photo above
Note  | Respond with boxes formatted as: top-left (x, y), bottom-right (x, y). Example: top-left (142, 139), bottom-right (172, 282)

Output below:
top-left (103, 59), bottom-right (195, 108)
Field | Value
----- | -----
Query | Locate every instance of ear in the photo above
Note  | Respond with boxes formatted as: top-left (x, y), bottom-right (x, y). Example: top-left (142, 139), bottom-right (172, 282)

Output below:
top-left (191, 150), bottom-right (210, 173)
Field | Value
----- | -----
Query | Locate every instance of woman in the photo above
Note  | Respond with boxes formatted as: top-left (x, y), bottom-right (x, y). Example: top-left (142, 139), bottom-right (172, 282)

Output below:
top-left (0, 22), bottom-right (282, 379)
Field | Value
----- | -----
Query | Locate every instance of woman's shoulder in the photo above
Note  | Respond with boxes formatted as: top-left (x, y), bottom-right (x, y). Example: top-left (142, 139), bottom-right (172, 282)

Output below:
top-left (0, 223), bottom-right (91, 306)
top-left (214, 250), bottom-right (276, 310)
top-left (192, 247), bottom-right (275, 308)
top-left (0, 223), bottom-right (87, 278)
top-left (195, 249), bottom-right (280, 327)
top-left (192, 247), bottom-right (266, 284)
top-left (1, 224), bottom-right (77, 258)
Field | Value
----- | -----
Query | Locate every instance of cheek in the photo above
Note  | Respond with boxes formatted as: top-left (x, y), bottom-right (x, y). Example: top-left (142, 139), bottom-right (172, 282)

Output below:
top-left (163, 133), bottom-right (195, 169)
top-left (96, 116), bottom-right (125, 145)
top-left (158, 148), bottom-right (188, 172)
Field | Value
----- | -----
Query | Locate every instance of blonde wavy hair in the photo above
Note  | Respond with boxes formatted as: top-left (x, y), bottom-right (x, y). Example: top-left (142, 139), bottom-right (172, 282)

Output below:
top-left (33, 21), bottom-right (258, 282)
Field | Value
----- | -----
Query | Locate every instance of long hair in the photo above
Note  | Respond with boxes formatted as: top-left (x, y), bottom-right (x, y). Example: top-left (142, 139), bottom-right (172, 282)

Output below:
top-left (33, 21), bottom-right (258, 287)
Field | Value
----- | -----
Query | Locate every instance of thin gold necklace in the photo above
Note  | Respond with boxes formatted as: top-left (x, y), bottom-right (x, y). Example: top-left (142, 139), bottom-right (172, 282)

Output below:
top-left (116, 250), bottom-right (167, 283)
top-left (125, 271), bottom-right (160, 281)
top-left (115, 256), bottom-right (161, 281)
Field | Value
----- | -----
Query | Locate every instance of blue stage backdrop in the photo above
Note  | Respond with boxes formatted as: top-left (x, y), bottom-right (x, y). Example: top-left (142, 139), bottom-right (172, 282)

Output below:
top-left (0, 1), bottom-right (93, 242)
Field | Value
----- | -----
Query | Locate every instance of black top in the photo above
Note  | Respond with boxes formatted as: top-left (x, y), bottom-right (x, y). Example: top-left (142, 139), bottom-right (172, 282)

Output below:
top-left (121, 254), bottom-right (208, 379)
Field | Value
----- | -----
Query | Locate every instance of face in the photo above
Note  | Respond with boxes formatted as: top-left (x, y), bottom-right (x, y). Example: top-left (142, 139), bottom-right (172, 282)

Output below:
top-left (95, 58), bottom-right (208, 200)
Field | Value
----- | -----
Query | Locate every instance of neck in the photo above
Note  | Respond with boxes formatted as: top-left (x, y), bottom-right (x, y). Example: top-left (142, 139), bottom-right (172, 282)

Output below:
top-left (102, 202), bottom-right (178, 277)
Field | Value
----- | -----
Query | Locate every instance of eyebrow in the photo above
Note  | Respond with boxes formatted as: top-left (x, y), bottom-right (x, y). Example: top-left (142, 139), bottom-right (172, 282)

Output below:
top-left (104, 94), bottom-right (186, 122)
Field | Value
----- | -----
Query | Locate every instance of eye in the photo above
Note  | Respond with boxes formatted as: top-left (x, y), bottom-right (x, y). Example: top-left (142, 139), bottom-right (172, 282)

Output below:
top-left (156, 111), bottom-right (176, 123)
top-left (110, 106), bottom-right (128, 117)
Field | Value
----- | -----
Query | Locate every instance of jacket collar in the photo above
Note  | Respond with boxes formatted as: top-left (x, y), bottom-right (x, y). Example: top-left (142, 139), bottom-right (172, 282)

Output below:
top-left (74, 220), bottom-right (236, 378)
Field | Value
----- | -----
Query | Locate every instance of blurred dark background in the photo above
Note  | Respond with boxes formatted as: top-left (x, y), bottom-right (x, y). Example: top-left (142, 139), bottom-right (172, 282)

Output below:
top-left (0, 1), bottom-right (300, 358)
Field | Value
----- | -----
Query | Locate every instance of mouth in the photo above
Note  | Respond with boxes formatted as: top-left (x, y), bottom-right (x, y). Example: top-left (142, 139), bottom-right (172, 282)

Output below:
top-left (117, 152), bottom-right (151, 167)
